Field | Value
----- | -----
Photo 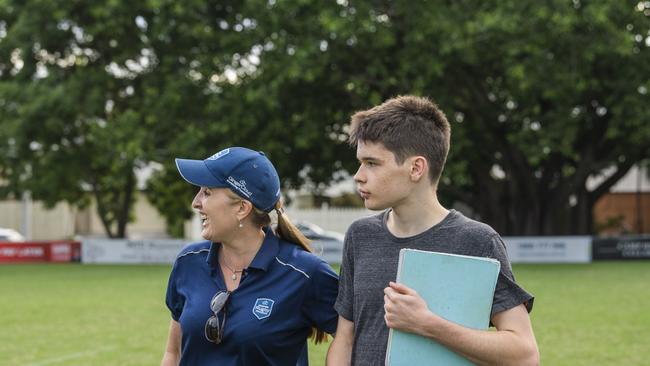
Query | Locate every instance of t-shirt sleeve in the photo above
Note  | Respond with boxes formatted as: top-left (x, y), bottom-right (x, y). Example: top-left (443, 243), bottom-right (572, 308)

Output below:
top-left (302, 260), bottom-right (340, 334)
top-left (487, 234), bottom-right (535, 316)
top-left (334, 227), bottom-right (354, 321)
top-left (165, 260), bottom-right (184, 321)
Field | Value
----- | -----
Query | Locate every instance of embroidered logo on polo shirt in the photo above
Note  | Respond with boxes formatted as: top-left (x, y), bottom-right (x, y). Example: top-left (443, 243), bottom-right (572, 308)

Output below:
top-left (252, 298), bottom-right (274, 320)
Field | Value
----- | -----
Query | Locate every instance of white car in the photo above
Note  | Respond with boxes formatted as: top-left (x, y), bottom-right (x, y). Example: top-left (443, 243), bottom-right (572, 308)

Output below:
top-left (294, 222), bottom-right (344, 265)
top-left (0, 228), bottom-right (26, 242)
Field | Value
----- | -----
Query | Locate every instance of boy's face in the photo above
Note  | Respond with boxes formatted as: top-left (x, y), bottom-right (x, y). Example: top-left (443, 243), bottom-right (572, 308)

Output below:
top-left (353, 141), bottom-right (414, 211)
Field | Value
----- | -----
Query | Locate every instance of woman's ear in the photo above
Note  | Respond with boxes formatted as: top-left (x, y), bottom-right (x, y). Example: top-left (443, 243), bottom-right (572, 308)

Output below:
top-left (409, 156), bottom-right (428, 182)
top-left (237, 199), bottom-right (254, 221)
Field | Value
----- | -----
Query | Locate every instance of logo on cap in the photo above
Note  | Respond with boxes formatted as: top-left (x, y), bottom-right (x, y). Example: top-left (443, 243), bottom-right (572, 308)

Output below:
top-left (252, 298), bottom-right (274, 320)
top-left (227, 176), bottom-right (252, 198)
top-left (207, 148), bottom-right (230, 160)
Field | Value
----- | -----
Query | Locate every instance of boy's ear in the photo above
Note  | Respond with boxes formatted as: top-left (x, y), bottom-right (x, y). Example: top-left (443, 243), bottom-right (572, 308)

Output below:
top-left (409, 156), bottom-right (428, 182)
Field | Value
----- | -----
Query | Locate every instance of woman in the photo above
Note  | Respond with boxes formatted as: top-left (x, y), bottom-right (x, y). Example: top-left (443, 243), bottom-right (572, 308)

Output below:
top-left (161, 147), bottom-right (339, 366)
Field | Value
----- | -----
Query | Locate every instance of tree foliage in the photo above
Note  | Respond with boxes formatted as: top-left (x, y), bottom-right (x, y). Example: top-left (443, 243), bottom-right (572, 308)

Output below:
top-left (425, 1), bottom-right (650, 234)
top-left (0, 1), bottom-right (206, 237)
top-left (1, 1), bottom-right (649, 237)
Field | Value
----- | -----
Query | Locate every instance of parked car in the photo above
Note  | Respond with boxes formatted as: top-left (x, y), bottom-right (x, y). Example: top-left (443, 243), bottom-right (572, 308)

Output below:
top-left (294, 221), bottom-right (344, 265)
top-left (0, 228), bottom-right (26, 242)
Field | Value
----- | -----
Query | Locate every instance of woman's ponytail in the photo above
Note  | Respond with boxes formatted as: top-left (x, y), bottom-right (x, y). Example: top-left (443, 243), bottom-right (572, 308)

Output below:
top-left (273, 201), bottom-right (329, 344)
top-left (274, 201), bottom-right (314, 253)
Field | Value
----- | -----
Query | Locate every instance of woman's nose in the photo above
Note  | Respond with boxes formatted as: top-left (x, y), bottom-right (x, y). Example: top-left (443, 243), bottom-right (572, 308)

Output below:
top-left (191, 192), bottom-right (201, 209)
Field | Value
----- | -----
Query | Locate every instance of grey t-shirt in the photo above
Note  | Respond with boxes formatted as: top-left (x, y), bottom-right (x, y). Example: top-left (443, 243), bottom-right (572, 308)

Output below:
top-left (334, 209), bottom-right (534, 366)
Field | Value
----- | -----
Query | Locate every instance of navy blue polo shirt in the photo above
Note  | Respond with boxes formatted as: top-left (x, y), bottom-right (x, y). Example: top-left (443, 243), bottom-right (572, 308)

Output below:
top-left (165, 228), bottom-right (339, 366)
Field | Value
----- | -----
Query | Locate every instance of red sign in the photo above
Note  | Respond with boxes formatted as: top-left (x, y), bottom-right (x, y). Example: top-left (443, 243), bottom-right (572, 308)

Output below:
top-left (0, 241), bottom-right (81, 263)
top-left (0, 243), bottom-right (47, 262)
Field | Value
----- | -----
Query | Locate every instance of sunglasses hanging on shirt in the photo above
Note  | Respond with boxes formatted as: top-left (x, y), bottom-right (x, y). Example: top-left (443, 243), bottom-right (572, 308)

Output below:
top-left (204, 290), bottom-right (231, 344)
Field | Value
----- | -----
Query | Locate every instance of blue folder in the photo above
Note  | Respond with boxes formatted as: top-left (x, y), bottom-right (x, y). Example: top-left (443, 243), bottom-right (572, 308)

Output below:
top-left (385, 249), bottom-right (501, 366)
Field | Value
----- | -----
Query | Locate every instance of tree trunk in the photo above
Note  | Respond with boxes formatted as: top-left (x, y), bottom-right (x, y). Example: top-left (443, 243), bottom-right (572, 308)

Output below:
top-left (93, 187), bottom-right (116, 238)
top-left (116, 170), bottom-right (135, 238)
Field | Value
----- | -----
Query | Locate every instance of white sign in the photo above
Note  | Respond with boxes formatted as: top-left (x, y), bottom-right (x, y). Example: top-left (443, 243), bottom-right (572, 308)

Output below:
top-left (82, 239), bottom-right (188, 264)
top-left (503, 236), bottom-right (592, 263)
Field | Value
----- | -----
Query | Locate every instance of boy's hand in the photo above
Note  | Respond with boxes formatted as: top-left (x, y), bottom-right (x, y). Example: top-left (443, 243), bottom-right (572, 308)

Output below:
top-left (383, 281), bottom-right (438, 334)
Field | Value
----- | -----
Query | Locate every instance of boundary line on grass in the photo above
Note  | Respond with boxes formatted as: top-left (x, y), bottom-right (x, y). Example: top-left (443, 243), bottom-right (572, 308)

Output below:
top-left (26, 346), bottom-right (117, 366)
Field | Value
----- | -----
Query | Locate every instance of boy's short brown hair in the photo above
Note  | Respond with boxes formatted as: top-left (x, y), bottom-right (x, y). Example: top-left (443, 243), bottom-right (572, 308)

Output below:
top-left (348, 95), bottom-right (451, 184)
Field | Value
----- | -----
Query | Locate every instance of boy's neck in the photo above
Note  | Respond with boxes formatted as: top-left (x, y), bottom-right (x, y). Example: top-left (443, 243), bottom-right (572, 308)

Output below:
top-left (386, 189), bottom-right (449, 238)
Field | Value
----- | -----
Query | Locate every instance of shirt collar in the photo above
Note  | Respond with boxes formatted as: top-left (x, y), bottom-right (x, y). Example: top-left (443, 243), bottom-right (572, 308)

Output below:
top-left (207, 242), bottom-right (219, 268)
top-left (248, 227), bottom-right (280, 271)
top-left (206, 227), bottom-right (280, 271)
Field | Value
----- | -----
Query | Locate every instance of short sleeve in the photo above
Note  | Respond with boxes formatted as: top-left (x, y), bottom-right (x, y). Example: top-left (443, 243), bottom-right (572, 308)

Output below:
top-left (165, 261), bottom-right (184, 321)
top-left (334, 228), bottom-right (354, 321)
top-left (487, 235), bottom-right (535, 315)
top-left (302, 260), bottom-right (339, 334)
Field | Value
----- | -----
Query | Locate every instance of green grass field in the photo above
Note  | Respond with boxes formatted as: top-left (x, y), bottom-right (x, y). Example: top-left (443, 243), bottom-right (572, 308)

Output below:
top-left (1, 262), bottom-right (649, 365)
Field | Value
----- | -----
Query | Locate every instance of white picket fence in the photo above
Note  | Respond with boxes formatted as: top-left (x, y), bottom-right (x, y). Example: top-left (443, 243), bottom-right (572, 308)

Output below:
top-left (186, 207), bottom-right (374, 241)
top-left (285, 207), bottom-right (375, 234)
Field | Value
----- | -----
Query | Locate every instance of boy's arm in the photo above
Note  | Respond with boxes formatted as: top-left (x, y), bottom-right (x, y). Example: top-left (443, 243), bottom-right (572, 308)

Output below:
top-left (326, 316), bottom-right (355, 366)
top-left (384, 282), bottom-right (539, 366)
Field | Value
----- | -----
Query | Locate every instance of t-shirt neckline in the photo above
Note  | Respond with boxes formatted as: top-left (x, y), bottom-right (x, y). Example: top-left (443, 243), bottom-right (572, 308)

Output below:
top-left (381, 208), bottom-right (457, 242)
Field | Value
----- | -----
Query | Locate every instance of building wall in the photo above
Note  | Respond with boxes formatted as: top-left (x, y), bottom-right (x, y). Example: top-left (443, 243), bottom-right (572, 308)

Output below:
top-left (1, 193), bottom-right (373, 240)
top-left (3, 165), bottom-right (648, 240)
top-left (1, 193), bottom-right (169, 240)
top-left (74, 192), bottom-right (171, 239)
top-left (4, 191), bottom-right (649, 239)
top-left (0, 200), bottom-right (21, 232)
top-left (0, 200), bottom-right (76, 240)
top-left (593, 192), bottom-right (650, 235)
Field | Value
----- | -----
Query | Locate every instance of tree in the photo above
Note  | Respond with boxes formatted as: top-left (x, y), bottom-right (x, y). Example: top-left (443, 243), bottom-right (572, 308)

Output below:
top-left (3, 1), bottom-right (649, 237)
top-left (419, 1), bottom-right (650, 234)
top-left (0, 1), bottom-right (213, 237)
top-left (174, 0), bottom-right (650, 235)
top-left (0, 0), bottom-right (359, 237)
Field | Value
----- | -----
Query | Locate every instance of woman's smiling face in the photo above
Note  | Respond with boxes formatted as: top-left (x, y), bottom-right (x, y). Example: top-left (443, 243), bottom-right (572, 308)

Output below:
top-left (192, 187), bottom-right (242, 242)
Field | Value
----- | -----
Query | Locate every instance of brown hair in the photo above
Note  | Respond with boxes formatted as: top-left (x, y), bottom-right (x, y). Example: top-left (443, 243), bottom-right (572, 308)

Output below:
top-left (348, 95), bottom-right (451, 184)
top-left (248, 199), bottom-right (328, 344)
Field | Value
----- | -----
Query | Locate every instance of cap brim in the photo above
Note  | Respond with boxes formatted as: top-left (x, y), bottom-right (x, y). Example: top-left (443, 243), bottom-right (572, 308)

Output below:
top-left (175, 158), bottom-right (225, 187)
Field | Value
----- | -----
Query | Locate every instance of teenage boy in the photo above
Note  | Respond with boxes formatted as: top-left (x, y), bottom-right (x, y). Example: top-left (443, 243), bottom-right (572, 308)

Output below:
top-left (327, 96), bottom-right (539, 366)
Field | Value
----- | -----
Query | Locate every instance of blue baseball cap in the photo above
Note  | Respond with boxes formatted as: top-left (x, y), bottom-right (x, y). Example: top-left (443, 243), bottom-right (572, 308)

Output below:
top-left (175, 147), bottom-right (281, 212)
